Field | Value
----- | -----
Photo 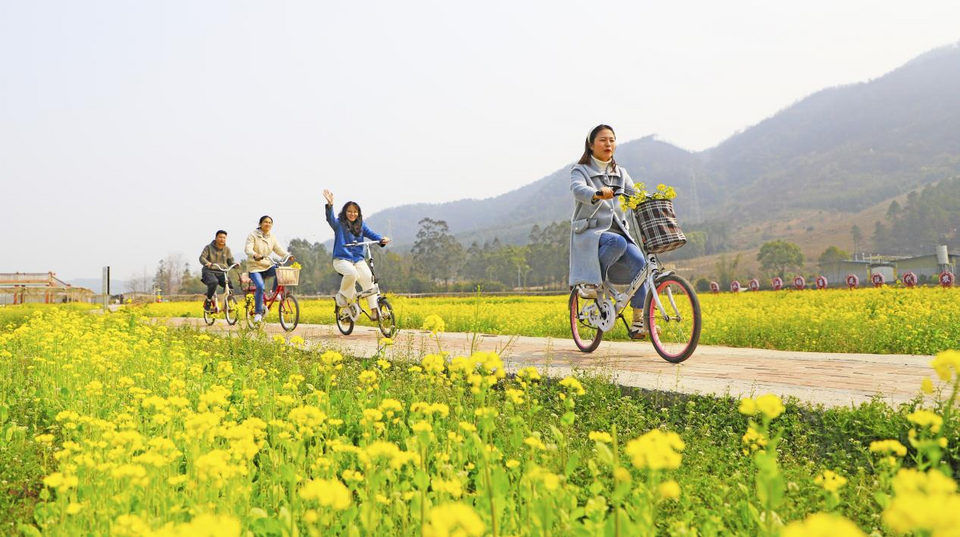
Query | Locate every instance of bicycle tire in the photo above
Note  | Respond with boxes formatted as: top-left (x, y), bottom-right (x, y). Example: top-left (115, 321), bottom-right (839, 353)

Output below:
top-left (225, 295), bottom-right (239, 325)
top-left (644, 274), bottom-right (701, 363)
top-left (279, 294), bottom-right (300, 332)
top-left (335, 305), bottom-right (354, 335)
top-left (569, 289), bottom-right (603, 353)
top-left (203, 304), bottom-right (215, 326)
top-left (377, 298), bottom-right (396, 338)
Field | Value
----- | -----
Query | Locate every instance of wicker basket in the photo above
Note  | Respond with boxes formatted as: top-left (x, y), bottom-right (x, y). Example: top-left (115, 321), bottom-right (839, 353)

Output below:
top-left (633, 199), bottom-right (686, 254)
top-left (276, 267), bottom-right (301, 286)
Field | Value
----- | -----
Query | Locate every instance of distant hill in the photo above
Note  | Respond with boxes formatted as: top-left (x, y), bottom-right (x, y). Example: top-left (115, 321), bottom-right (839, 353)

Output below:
top-left (366, 43), bottom-right (960, 249)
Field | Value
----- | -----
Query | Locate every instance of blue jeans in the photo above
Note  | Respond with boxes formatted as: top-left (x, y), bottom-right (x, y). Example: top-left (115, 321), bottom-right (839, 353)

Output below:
top-left (250, 267), bottom-right (277, 314)
top-left (598, 231), bottom-right (646, 308)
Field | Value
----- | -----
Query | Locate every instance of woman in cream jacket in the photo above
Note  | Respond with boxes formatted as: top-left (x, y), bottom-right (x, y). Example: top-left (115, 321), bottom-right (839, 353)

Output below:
top-left (245, 215), bottom-right (293, 322)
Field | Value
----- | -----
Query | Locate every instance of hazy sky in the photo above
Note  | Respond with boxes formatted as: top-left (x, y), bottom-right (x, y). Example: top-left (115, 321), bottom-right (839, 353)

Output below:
top-left (2, 1), bottom-right (958, 283)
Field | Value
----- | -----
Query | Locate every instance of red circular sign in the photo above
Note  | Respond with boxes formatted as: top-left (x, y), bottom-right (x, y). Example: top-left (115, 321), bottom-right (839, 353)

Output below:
top-left (871, 272), bottom-right (885, 287)
top-left (772, 277), bottom-right (783, 291)
top-left (730, 280), bottom-right (741, 293)
top-left (816, 276), bottom-right (828, 290)
top-left (941, 271), bottom-right (955, 288)
top-left (846, 274), bottom-right (859, 289)
top-left (710, 281), bottom-right (720, 293)
top-left (902, 272), bottom-right (918, 288)
top-left (749, 278), bottom-right (760, 292)
top-left (794, 276), bottom-right (805, 290)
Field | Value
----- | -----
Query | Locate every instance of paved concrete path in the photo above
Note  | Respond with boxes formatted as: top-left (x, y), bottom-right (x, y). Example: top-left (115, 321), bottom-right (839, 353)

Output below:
top-left (163, 318), bottom-right (934, 408)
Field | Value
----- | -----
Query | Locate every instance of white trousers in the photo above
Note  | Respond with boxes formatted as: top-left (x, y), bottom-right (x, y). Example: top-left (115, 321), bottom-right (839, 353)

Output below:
top-left (333, 258), bottom-right (378, 309)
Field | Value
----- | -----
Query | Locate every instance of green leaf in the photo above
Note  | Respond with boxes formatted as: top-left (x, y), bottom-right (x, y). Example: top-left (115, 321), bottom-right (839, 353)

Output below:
top-left (564, 452), bottom-right (581, 477)
top-left (279, 464), bottom-right (298, 484)
top-left (595, 443), bottom-right (614, 467)
top-left (548, 425), bottom-right (564, 442)
top-left (18, 524), bottom-right (42, 537)
top-left (248, 507), bottom-right (269, 519)
top-left (413, 470), bottom-right (429, 489)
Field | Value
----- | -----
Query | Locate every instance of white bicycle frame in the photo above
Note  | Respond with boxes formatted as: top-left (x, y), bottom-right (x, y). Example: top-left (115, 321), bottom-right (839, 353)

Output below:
top-left (338, 240), bottom-right (385, 321)
top-left (575, 195), bottom-right (677, 328)
top-left (207, 262), bottom-right (241, 312)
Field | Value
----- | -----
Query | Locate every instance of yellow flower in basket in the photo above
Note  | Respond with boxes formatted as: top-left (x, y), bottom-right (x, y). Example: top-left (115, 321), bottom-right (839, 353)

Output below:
top-left (619, 182), bottom-right (678, 211)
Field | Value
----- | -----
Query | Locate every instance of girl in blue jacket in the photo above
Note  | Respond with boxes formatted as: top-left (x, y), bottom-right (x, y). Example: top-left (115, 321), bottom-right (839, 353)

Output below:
top-left (323, 189), bottom-right (391, 317)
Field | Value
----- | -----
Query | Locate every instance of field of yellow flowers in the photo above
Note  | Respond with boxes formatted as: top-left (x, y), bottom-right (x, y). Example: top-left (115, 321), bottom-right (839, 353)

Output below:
top-left (142, 286), bottom-right (960, 354)
top-left (1, 306), bottom-right (959, 535)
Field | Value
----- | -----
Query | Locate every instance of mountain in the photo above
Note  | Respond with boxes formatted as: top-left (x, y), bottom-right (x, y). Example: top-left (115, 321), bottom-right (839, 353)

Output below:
top-left (367, 43), bottom-right (960, 248)
top-left (367, 136), bottom-right (708, 248)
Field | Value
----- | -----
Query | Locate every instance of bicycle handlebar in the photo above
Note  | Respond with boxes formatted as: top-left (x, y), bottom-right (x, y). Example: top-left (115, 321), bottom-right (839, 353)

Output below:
top-left (273, 254), bottom-right (295, 267)
top-left (344, 240), bottom-right (386, 248)
top-left (208, 262), bottom-right (241, 273)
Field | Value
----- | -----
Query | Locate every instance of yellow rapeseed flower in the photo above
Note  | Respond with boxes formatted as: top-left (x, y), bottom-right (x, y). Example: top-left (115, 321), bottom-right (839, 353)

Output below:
top-left (930, 350), bottom-right (960, 382)
top-left (423, 502), bottom-right (485, 537)
top-left (869, 439), bottom-right (907, 457)
top-left (658, 480), bottom-right (681, 500)
top-left (814, 470), bottom-right (848, 493)
top-left (738, 398), bottom-right (757, 416)
top-left (907, 410), bottom-right (943, 433)
top-left (559, 376), bottom-right (585, 396)
top-left (624, 430), bottom-right (685, 470)
top-left (588, 431), bottom-right (613, 444)
top-left (298, 478), bottom-right (352, 510)
top-left (755, 394), bottom-right (785, 419)
top-left (421, 314), bottom-right (446, 335)
top-left (781, 513), bottom-right (866, 537)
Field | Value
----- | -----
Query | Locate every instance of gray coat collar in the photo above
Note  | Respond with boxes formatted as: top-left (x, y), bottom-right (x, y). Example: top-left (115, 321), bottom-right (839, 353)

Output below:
top-left (585, 161), bottom-right (622, 178)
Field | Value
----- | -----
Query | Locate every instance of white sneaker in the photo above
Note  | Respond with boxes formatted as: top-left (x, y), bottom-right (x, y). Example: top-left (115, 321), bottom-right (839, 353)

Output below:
top-left (335, 293), bottom-right (348, 307)
top-left (254, 314), bottom-right (263, 323)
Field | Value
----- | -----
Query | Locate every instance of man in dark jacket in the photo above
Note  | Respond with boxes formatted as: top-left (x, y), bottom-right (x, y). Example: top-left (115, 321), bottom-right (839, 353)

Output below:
top-left (200, 230), bottom-right (235, 312)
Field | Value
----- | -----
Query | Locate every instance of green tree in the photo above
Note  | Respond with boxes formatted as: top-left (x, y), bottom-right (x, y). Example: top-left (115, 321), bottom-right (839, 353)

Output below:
top-left (288, 238), bottom-right (337, 294)
top-left (713, 253), bottom-right (742, 288)
top-left (757, 241), bottom-right (804, 278)
top-left (411, 218), bottom-right (463, 287)
top-left (818, 246), bottom-right (850, 265)
top-left (525, 221), bottom-right (569, 288)
top-left (180, 264), bottom-right (206, 295)
top-left (850, 225), bottom-right (863, 254)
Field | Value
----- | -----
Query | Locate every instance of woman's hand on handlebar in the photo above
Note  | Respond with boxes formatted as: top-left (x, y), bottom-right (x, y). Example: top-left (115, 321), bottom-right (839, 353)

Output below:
top-left (594, 187), bottom-right (615, 200)
top-left (379, 237), bottom-right (391, 247)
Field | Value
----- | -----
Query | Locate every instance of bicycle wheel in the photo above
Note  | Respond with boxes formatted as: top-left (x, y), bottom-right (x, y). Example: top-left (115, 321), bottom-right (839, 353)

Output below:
top-left (279, 294), bottom-right (300, 332)
top-left (377, 298), bottom-right (396, 338)
top-left (203, 301), bottom-right (215, 326)
top-left (225, 295), bottom-right (239, 325)
top-left (569, 289), bottom-right (603, 353)
top-left (335, 305), bottom-right (354, 335)
top-left (244, 297), bottom-right (260, 329)
top-left (644, 274), bottom-right (701, 363)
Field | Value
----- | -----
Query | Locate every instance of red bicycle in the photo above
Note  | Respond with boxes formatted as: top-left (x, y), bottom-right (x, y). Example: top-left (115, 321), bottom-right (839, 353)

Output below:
top-left (242, 255), bottom-right (301, 332)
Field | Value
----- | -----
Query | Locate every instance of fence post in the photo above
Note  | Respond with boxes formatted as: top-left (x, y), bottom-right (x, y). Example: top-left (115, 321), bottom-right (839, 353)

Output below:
top-left (102, 266), bottom-right (110, 312)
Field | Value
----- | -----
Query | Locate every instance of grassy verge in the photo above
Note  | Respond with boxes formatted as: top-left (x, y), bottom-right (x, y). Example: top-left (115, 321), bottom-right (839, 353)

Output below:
top-left (2, 307), bottom-right (958, 535)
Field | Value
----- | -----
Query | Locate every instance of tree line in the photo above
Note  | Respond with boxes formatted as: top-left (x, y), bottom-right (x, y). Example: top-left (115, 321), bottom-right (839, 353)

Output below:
top-left (872, 176), bottom-right (960, 256)
top-left (131, 219), bottom-right (572, 296)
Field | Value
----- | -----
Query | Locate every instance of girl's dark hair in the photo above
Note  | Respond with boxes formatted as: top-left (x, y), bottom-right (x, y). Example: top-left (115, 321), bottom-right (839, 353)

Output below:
top-left (338, 202), bottom-right (363, 236)
top-left (258, 215), bottom-right (273, 226)
top-left (577, 124), bottom-right (617, 172)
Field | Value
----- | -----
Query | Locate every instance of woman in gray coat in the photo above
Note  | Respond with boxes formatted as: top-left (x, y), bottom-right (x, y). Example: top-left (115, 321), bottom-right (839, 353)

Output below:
top-left (569, 124), bottom-right (649, 338)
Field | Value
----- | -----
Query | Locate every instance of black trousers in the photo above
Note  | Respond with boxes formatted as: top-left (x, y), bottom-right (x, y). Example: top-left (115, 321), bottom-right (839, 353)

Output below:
top-left (201, 269), bottom-right (226, 300)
